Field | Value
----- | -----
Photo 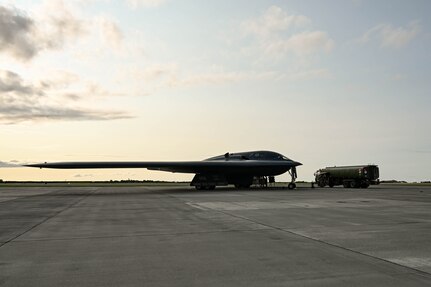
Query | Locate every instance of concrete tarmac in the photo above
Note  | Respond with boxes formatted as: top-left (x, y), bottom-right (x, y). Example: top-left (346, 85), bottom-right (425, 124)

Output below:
top-left (0, 184), bottom-right (430, 286)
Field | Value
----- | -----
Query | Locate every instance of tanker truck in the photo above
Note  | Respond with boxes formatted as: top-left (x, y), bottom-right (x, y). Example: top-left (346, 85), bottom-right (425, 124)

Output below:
top-left (314, 165), bottom-right (379, 188)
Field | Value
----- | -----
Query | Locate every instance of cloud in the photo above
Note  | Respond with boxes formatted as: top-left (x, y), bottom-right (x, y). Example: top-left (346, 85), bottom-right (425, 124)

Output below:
top-left (169, 72), bottom-right (246, 87)
top-left (0, 2), bottom-right (86, 61)
top-left (240, 6), bottom-right (333, 57)
top-left (359, 21), bottom-right (420, 48)
top-left (265, 31), bottom-right (334, 56)
top-left (0, 70), bottom-right (38, 95)
top-left (0, 106), bottom-right (131, 123)
top-left (146, 64), bottom-right (177, 80)
top-left (0, 6), bottom-right (37, 60)
top-left (36, 0), bottom-right (86, 49)
top-left (74, 174), bottom-right (93, 178)
top-left (129, 63), bottom-right (331, 94)
top-left (0, 69), bottom-right (132, 124)
top-left (241, 6), bottom-right (310, 38)
top-left (126, 0), bottom-right (166, 8)
top-left (131, 64), bottom-right (252, 90)
top-left (277, 68), bottom-right (332, 81)
top-left (0, 1), bottom-right (125, 61)
top-left (0, 161), bottom-right (21, 168)
top-left (97, 17), bottom-right (123, 50)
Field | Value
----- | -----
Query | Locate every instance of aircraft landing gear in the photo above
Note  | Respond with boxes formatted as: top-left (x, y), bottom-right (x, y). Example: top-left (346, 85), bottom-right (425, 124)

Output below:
top-left (195, 185), bottom-right (215, 190)
top-left (287, 167), bottom-right (298, 190)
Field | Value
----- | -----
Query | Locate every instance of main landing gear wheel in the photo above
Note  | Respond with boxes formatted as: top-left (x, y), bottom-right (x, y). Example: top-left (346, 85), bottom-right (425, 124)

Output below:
top-left (288, 182), bottom-right (296, 190)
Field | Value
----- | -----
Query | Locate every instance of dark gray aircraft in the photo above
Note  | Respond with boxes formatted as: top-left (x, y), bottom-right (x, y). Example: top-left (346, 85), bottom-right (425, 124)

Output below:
top-left (26, 150), bottom-right (302, 190)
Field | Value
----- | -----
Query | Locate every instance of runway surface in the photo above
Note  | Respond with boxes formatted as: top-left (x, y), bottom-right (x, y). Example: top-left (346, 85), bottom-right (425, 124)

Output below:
top-left (1, 184), bottom-right (430, 286)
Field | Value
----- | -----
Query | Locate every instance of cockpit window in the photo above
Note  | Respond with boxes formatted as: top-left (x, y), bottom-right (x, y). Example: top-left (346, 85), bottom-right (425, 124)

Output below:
top-left (267, 152), bottom-right (291, 160)
top-left (205, 151), bottom-right (291, 161)
top-left (251, 153), bottom-right (260, 159)
top-left (248, 152), bottom-right (290, 160)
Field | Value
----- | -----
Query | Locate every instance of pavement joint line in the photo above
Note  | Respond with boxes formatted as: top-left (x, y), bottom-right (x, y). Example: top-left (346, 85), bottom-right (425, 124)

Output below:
top-left (0, 190), bottom-right (94, 250)
top-left (168, 193), bottom-right (431, 279)
top-left (220, 210), bottom-right (431, 278)
top-left (0, 189), bottom-right (62, 205)
top-left (11, 228), bottom-right (270, 243)
top-left (0, 187), bottom-right (98, 205)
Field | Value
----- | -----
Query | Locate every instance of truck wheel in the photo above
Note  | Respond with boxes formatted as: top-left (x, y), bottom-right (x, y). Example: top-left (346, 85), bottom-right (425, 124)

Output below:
top-left (351, 180), bottom-right (358, 188)
top-left (288, 182), bottom-right (296, 189)
top-left (328, 180), bottom-right (335, 188)
top-left (235, 184), bottom-right (251, 189)
top-left (360, 182), bottom-right (369, 188)
top-left (343, 181), bottom-right (350, 188)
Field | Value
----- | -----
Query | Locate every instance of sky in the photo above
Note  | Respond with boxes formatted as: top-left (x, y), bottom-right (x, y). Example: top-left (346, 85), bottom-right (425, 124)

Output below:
top-left (0, 0), bottom-right (430, 182)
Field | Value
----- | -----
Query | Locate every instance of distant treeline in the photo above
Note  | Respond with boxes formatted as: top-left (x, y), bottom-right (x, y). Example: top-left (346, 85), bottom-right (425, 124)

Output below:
top-left (380, 180), bottom-right (408, 183)
top-left (380, 180), bottom-right (431, 184)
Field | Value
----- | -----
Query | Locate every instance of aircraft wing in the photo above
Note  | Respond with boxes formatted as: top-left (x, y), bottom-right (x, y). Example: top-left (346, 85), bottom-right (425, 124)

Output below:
top-left (25, 160), bottom-right (301, 174)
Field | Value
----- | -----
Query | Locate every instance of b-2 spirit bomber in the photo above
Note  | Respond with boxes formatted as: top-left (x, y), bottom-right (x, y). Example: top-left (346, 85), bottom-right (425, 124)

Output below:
top-left (26, 150), bottom-right (302, 190)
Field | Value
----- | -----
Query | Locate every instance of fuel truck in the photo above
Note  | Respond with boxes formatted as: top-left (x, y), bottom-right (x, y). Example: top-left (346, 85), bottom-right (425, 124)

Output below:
top-left (314, 165), bottom-right (379, 188)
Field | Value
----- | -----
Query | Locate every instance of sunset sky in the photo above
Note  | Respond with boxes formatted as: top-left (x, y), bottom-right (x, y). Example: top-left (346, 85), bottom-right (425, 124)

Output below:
top-left (1, 0), bottom-right (430, 182)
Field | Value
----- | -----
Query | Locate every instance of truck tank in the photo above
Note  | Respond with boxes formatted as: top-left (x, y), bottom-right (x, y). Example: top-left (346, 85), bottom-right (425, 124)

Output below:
top-left (314, 165), bottom-right (379, 188)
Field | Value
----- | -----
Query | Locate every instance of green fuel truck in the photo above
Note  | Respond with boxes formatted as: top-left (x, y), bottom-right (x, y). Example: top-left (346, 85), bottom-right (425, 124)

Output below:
top-left (314, 165), bottom-right (379, 188)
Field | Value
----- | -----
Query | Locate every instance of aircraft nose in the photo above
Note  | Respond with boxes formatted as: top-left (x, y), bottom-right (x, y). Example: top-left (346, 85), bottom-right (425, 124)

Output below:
top-left (293, 161), bottom-right (302, 166)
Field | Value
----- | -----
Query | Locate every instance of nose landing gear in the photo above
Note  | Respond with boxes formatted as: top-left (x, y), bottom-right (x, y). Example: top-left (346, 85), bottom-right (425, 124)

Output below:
top-left (287, 167), bottom-right (297, 190)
